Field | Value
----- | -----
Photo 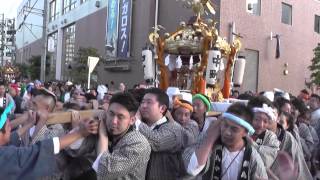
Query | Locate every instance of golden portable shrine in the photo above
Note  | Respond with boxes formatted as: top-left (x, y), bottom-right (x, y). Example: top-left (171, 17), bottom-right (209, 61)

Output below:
top-left (142, 0), bottom-right (246, 101)
top-left (0, 62), bottom-right (21, 83)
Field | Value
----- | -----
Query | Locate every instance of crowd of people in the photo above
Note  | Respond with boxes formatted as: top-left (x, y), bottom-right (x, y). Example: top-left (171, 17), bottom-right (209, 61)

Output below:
top-left (0, 79), bottom-right (319, 180)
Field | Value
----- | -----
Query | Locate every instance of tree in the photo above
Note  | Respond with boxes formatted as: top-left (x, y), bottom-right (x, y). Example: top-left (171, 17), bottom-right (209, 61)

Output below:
top-left (28, 55), bottom-right (50, 80)
top-left (15, 63), bottom-right (30, 79)
top-left (309, 44), bottom-right (320, 86)
top-left (68, 47), bottom-right (101, 85)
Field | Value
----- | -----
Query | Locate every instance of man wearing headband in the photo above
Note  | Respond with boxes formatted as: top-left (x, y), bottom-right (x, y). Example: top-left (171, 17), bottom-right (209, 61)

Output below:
top-left (247, 96), bottom-right (280, 168)
top-left (192, 93), bottom-right (215, 140)
top-left (184, 103), bottom-right (267, 180)
top-left (264, 101), bottom-right (313, 179)
top-left (172, 99), bottom-right (199, 138)
top-left (0, 104), bottom-right (98, 179)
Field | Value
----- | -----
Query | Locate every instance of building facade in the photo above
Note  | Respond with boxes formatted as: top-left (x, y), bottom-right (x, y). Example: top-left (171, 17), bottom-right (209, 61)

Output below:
top-left (0, 15), bottom-right (16, 65)
top-left (219, 0), bottom-right (320, 94)
top-left (15, 0), bottom-right (320, 94)
top-left (16, 0), bottom-right (44, 65)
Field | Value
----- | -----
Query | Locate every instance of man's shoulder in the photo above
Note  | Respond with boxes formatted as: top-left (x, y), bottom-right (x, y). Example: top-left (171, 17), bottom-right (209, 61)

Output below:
top-left (124, 130), bottom-right (150, 145)
top-left (249, 145), bottom-right (267, 167)
top-left (262, 130), bottom-right (280, 148)
top-left (311, 108), bottom-right (320, 121)
top-left (299, 122), bottom-right (308, 129)
top-left (153, 120), bottom-right (180, 129)
top-left (282, 130), bottom-right (299, 149)
top-left (265, 130), bottom-right (280, 142)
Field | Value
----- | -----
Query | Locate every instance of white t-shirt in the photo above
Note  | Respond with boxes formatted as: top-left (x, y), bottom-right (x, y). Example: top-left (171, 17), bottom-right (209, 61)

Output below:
top-left (221, 147), bottom-right (245, 180)
top-left (0, 97), bottom-right (4, 108)
top-left (187, 147), bottom-right (245, 179)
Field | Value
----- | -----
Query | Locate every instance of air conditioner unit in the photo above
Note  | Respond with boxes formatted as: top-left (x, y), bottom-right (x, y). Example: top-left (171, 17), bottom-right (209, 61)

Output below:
top-left (247, 3), bottom-right (253, 11)
top-left (104, 64), bottom-right (130, 71)
top-left (95, 0), bottom-right (100, 8)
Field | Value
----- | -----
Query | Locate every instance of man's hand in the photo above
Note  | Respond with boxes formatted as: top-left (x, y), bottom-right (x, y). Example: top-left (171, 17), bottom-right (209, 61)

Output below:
top-left (78, 118), bottom-right (99, 137)
top-left (16, 110), bottom-right (37, 138)
top-left (36, 109), bottom-right (49, 125)
top-left (206, 118), bottom-right (222, 139)
top-left (98, 119), bottom-right (109, 154)
top-left (90, 100), bottom-right (99, 110)
top-left (71, 110), bottom-right (81, 128)
top-left (27, 110), bottom-right (37, 125)
top-left (101, 103), bottom-right (109, 111)
top-left (271, 151), bottom-right (298, 180)
top-left (195, 118), bottom-right (222, 166)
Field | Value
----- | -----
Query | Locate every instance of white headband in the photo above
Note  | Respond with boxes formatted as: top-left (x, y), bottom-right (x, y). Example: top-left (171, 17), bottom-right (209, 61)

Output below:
top-left (253, 104), bottom-right (276, 121)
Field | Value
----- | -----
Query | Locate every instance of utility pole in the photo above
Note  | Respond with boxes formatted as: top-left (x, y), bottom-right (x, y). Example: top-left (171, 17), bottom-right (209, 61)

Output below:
top-left (40, 0), bottom-right (48, 82)
top-left (11, 19), bottom-right (16, 63)
top-left (0, 14), bottom-right (5, 66)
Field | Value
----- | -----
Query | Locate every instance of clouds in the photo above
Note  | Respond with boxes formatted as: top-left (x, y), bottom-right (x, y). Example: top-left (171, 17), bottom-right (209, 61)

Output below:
top-left (0, 0), bottom-right (23, 18)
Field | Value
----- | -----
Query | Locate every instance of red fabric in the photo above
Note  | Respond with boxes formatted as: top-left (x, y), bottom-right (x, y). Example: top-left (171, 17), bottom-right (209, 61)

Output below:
top-left (10, 83), bottom-right (19, 94)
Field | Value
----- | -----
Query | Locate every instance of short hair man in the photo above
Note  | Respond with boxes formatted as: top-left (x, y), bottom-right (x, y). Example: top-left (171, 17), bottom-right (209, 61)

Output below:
top-left (309, 94), bottom-right (320, 139)
top-left (136, 88), bottom-right (196, 179)
top-left (93, 92), bottom-right (151, 180)
top-left (22, 88), bottom-right (67, 180)
top-left (27, 88), bottom-right (65, 144)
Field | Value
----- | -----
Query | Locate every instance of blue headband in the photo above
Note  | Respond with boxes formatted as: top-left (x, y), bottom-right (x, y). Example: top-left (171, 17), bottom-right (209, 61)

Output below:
top-left (222, 112), bottom-right (255, 135)
top-left (0, 101), bottom-right (14, 129)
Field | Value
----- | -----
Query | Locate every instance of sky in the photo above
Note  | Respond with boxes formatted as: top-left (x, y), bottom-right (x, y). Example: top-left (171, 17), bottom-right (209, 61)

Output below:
top-left (0, 0), bottom-right (24, 19)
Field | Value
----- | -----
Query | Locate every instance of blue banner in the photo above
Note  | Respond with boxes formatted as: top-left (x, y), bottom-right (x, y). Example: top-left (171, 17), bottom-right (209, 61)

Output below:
top-left (117, 0), bottom-right (132, 58)
top-left (105, 0), bottom-right (119, 57)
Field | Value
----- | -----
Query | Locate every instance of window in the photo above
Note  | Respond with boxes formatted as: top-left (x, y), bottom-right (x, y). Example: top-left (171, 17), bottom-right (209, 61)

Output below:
top-left (48, 32), bottom-right (58, 77)
top-left (243, 49), bottom-right (259, 92)
top-left (315, 15), bottom-right (320, 33)
top-left (80, 0), bottom-right (89, 4)
top-left (63, 0), bottom-right (76, 14)
top-left (63, 24), bottom-right (75, 66)
top-left (246, 0), bottom-right (261, 16)
top-left (281, 3), bottom-right (292, 25)
top-left (48, 32), bottom-right (58, 52)
top-left (49, 0), bottom-right (60, 22)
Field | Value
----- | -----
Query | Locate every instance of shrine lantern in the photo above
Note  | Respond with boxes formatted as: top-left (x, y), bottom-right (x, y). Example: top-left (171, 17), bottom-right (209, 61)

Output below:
top-left (205, 47), bottom-right (221, 85)
top-left (233, 56), bottom-right (246, 87)
top-left (142, 46), bottom-right (154, 82)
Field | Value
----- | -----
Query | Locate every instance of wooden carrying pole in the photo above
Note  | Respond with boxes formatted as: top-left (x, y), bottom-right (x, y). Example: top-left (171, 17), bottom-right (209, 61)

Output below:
top-left (46, 110), bottom-right (104, 125)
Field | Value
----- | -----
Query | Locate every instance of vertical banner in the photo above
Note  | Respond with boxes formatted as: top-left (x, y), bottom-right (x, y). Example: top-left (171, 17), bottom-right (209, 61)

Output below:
top-left (105, 0), bottom-right (119, 57)
top-left (117, 0), bottom-right (132, 58)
